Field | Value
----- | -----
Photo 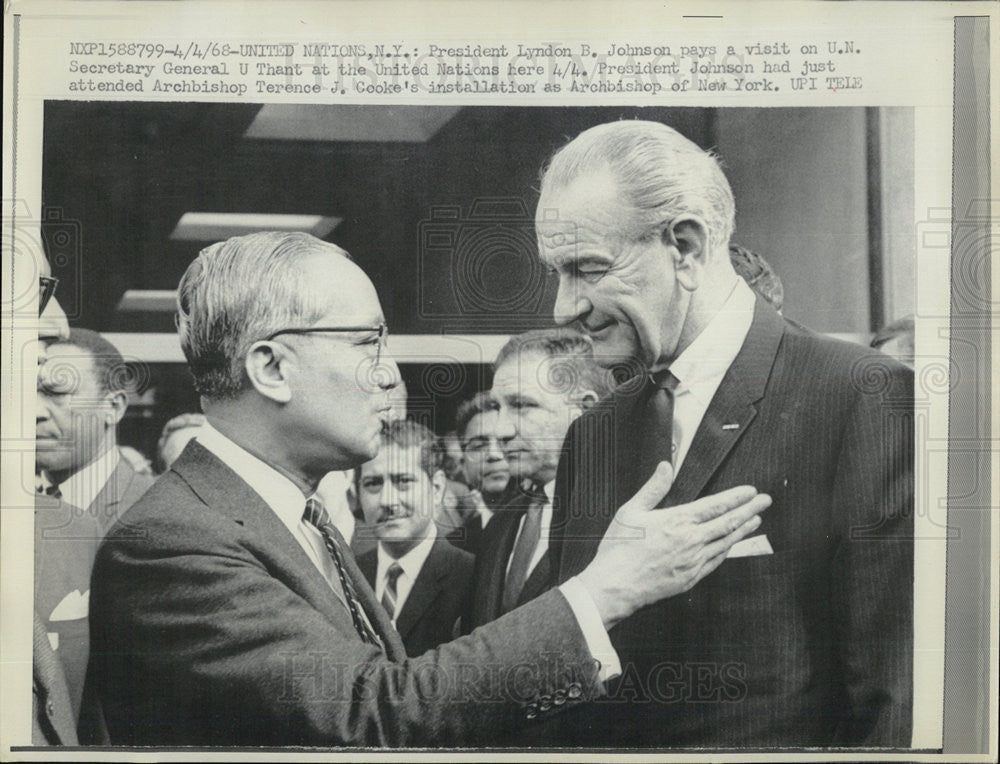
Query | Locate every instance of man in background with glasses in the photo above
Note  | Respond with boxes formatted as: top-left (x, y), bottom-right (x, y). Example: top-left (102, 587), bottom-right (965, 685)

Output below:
top-left (88, 230), bottom-right (769, 746)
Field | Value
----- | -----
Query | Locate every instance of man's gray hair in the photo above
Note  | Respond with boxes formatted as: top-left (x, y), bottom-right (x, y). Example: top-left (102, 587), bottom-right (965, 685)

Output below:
top-left (540, 120), bottom-right (736, 253)
top-left (494, 328), bottom-right (615, 402)
top-left (177, 231), bottom-right (350, 400)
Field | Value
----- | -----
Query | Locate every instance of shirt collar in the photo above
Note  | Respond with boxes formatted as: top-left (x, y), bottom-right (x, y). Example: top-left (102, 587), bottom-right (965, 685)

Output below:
top-left (668, 278), bottom-right (756, 403)
top-left (196, 422), bottom-right (309, 539)
top-left (377, 525), bottom-right (437, 583)
top-left (50, 446), bottom-right (120, 510)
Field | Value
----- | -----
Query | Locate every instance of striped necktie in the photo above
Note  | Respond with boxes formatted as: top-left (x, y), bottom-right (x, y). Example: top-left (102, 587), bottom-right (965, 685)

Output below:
top-left (381, 562), bottom-right (404, 621)
top-left (303, 497), bottom-right (382, 647)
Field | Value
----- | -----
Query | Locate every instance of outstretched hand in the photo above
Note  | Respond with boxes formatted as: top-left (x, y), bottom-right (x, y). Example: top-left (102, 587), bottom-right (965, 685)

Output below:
top-left (578, 461), bottom-right (771, 629)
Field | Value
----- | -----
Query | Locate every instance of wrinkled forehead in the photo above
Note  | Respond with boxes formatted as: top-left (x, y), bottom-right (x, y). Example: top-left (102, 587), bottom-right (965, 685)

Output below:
top-left (38, 344), bottom-right (99, 393)
top-left (535, 173), bottom-right (636, 260)
top-left (493, 351), bottom-right (559, 396)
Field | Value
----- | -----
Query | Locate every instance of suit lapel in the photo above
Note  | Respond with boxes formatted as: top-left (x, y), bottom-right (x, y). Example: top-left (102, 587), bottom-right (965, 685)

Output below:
top-left (395, 539), bottom-right (447, 639)
top-left (664, 297), bottom-right (785, 506)
top-left (472, 504), bottom-right (525, 624)
top-left (170, 442), bottom-right (400, 654)
top-left (518, 550), bottom-right (551, 606)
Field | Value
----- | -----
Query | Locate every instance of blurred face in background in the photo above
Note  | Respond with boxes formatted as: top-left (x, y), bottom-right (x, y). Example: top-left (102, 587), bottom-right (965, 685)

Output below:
top-left (358, 442), bottom-right (444, 558)
top-left (461, 410), bottom-right (511, 497)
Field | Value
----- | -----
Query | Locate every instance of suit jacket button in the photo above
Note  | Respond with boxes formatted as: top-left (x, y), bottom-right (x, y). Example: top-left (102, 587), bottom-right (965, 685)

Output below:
top-left (539, 695), bottom-right (552, 712)
top-left (553, 689), bottom-right (566, 705)
top-left (567, 682), bottom-right (582, 699)
top-left (525, 702), bottom-right (538, 720)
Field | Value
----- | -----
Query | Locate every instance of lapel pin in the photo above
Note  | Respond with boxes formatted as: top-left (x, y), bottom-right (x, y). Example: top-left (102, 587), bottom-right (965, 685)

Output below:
top-left (722, 423), bottom-right (740, 431)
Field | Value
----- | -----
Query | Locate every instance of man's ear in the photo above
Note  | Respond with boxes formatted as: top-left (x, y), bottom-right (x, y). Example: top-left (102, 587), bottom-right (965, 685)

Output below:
top-left (245, 341), bottom-right (293, 403)
top-left (663, 214), bottom-right (710, 292)
top-left (576, 389), bottom-right (600, 411)
top-left (106, 390), bottom-right (129, 426)
top-left (431, 468), bottom-right (447, 507)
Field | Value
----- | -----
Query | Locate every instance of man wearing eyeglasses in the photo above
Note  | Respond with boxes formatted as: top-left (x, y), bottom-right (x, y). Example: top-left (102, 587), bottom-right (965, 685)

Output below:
top-left (89, 230), bottom-right (770, 746)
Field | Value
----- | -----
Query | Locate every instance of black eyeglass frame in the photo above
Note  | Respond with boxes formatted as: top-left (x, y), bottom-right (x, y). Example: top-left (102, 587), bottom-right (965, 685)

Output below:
top-left (263, 323), bottom-right (389, 365)
top-left (39, 276), bottom-right (59, 316)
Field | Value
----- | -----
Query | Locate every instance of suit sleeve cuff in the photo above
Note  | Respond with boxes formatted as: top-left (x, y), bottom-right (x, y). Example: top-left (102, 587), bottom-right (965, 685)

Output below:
top-left (558, 576), bottom-right (622, 682)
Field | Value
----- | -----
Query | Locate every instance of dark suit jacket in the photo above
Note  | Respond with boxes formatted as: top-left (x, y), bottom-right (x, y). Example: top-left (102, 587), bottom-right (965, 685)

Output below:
top-left (32, 610), bottom-right (78, 745)
top-left (466, 488), bottom-right (553, 632)
top-left (34, 494), bottom-right (101, 729)
top-left (549, 298), bottom-right (914, 747)
top-left (357, 537), bottom-right (473, 657)
top-left (89, 454), bottom-right (156, 538)
top-left (89, 441), bottom-right (604, 746)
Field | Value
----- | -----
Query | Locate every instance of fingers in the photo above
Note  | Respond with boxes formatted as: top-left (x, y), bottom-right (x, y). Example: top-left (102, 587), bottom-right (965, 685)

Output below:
top-left (699, 494), bottom-right (772, 542)
top-left (622, 461), bottom-right (675, 512)
top-left (683, 484), bottom-right (762, 523)
top-left (701, 512), bottom-right (763, 561)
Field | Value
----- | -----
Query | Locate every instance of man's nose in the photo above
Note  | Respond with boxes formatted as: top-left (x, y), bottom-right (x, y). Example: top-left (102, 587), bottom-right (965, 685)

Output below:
top-left (377, 355), bottom-right (403, 392)
top-left (494, 406), bottom-right (517, 442)
top-left (379, 480), bottom-right (402, 508)
top-left (485, 439), bottom-right (504, 461)
top-left (553, 277), bottom-right (589, 326)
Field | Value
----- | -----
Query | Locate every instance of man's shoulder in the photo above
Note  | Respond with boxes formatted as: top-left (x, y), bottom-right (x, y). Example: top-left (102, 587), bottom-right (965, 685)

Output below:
top-left (431, 536), bottom-right (474, 571)
top-left (775, 318), bottom-right (914, 399)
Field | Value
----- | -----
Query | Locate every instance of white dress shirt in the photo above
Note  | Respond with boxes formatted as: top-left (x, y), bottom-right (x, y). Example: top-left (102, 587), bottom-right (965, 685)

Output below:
top-left (374, 528), bottom-right (437, 624)
top-left (43, 445), bottom-right (120, 510)
top-left (664, 277), bottom-right (756, 474)
top-left (197, 423), bottom-right (619, 678)
top-left (197, 424), bottom-right (351, 610)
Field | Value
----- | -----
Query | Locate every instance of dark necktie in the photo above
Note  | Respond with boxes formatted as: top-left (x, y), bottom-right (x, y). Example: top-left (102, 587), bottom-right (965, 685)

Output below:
top-left (502, 492), bottom-right (546, 613)
top-left (381, 562), bottom-right (404, 621)
top-left (36, 482), bottom-right (62, 498)
top-left (303, 497), bottom-right (382, 647)
top-left (635, 370), bottom-right (679, 488)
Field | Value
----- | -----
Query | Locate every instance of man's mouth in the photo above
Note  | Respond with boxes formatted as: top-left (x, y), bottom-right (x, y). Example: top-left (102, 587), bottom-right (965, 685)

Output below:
top-left (378, 506), bottom-right (413, 523)
top-left (581, 320), bottom-right (614, 339)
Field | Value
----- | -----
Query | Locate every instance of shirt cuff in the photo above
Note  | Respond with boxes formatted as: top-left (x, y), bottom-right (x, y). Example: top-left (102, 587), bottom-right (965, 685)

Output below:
top-left (558, 576), bottom-right (622, 682)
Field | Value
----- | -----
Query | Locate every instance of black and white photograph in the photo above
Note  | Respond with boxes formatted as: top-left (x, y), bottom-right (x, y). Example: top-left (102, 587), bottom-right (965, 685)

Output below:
top-left (30, 99), bottom-right (918, 748)
top-left (2, 1), bottom-right (994, 760)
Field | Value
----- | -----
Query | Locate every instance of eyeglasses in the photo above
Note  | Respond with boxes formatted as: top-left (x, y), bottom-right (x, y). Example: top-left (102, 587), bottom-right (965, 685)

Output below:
top-left (264, 323), bottom-right (389, 366)
top-left (39, 276), bottom-right (58, 316)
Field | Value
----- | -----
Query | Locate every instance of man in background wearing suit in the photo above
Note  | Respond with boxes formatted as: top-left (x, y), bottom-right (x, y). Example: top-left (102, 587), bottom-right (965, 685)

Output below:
top-left (31, 257), bottom-right (102, 745)
top-left (443, 392), bottom-right (514, 553)
top-left (357, 419), bottom-right (473, 656)
top-left (36, 329), bottom-right (155, 538)
top-left (466, 329), bottom-right (613, 631)
top-left (89, 230), bottom-right (770, 746)
top-left (538, 120), bottom-right (914, 747)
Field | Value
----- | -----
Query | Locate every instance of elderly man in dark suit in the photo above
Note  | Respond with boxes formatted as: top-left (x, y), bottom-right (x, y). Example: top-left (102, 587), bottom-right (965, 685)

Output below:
top-left (36, 329), bottom-right (155, 538)
top-left (356, 419), bottom-right (473, 656)
top-left (31, 259), bottom-right (103, 746)
top-left (466, 329), bottom-right (613, 631)
top-left (88, 230), bottom-right (769, 747)
top-left (537, 120), bottom-right (914, 747)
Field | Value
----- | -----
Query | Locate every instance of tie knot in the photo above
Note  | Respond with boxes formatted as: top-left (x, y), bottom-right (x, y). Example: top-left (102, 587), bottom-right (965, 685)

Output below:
top-left (650, 369), bottom-right (679, 391)
top-left (303, 497), bottom-right (330, 528)
top-left (386, 561), bottom-right (404, 584)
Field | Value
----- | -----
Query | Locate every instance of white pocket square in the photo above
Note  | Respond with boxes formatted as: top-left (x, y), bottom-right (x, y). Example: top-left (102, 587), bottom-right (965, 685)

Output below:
top-left (49, 589), bottom-right (89, 621)
top-left (728, 534), bottom-right (773, 558)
